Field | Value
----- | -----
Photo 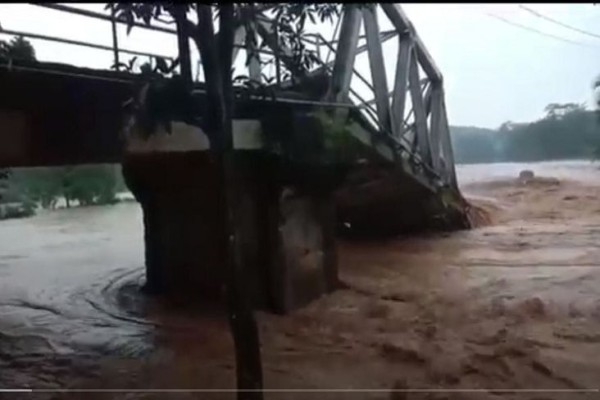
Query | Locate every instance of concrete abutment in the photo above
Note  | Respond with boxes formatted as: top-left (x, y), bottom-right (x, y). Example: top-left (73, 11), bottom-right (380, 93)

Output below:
top-left (121, 150), bottom-right (338, 314)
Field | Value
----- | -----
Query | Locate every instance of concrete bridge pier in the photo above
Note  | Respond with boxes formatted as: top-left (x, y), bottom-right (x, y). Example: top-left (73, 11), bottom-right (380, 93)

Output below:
top-left (121, 122), bottom-right (338, 313)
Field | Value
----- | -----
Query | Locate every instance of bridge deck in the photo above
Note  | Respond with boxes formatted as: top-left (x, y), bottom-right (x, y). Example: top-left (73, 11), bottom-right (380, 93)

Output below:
top-left (0, 59), bottom-right (441, 193)
top-left (0, 58), bottom-right (471, 238)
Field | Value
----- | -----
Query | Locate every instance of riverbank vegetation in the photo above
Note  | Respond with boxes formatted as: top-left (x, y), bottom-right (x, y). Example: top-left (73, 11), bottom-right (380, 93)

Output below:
top-left (0, 165), bottom-right (129, 220)
top-left (451, 103), bottom-right (599, 164)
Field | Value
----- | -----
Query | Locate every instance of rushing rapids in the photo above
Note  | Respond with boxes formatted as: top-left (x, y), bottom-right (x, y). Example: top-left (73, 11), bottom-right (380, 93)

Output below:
top-left (1, 160), bottom-right (600, 399)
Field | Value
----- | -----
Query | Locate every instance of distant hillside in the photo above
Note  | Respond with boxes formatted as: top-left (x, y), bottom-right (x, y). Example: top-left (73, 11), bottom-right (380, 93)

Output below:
top-left (449, 103), bottom-right (599, 164)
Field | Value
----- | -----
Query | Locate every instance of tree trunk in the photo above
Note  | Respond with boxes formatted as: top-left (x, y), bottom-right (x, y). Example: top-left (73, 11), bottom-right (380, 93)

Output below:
top-left (173, 5), bottom-right (192, 87)
top-left (195, 5), bottom-right (264, 398)
top-left (218, 5), bottom-right (264, 397)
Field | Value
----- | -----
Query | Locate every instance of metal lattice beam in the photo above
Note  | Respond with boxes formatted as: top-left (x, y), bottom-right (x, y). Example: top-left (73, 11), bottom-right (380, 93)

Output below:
top-left (391, 33), bottom-right (412, 139)
top-left (328, 5), bottom-right (362, 104)
top-left (363, 4), bottom-right (392, 133)
top-left (14, 2), bottom-right (458, 189)
top-left (380, 4), bottom-right (442, 83)
top-left (260, 3), bottom-right (456, 187)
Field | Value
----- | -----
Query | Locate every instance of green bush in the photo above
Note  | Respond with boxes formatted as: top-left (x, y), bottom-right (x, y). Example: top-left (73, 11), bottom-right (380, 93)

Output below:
top-left (0, 202), bottom-right (35, 220)
top-left (9, 164), bottom-right (121, 209)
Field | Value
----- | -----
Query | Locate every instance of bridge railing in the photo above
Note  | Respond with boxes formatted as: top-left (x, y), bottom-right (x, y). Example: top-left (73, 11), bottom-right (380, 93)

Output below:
top-left (0, 4), bottom-right (179, 71)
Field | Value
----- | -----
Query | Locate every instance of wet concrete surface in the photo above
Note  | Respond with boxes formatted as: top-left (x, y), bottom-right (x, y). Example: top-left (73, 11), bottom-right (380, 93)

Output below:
top-left (1, 161), bottom-right (600, 399)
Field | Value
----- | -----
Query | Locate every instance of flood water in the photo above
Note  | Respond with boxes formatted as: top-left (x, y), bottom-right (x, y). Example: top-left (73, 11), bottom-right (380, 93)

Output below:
top-left (0, 202), bottom-right (150, 354)
top-left (1, 160), bottom-right (600, 399)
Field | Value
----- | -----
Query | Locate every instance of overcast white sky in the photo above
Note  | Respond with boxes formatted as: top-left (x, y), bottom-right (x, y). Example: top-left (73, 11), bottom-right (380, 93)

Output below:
top-left (0, 3), bottom-right (598, 129)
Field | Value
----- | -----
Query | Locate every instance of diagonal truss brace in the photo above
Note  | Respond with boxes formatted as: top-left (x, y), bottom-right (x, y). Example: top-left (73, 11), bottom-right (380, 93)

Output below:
top-left (227, 3), bottom-right (458, 189)
top-left (363, 4), bottom-right (392, 134)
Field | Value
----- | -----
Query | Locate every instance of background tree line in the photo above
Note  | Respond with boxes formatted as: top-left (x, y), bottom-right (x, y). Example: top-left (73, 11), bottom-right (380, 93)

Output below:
top-left (6, 165), bottom-right (126, 209)
top-left (450, 102), bottom-right (599, 164)
top-left (0, 164), bottom-right (127, 218)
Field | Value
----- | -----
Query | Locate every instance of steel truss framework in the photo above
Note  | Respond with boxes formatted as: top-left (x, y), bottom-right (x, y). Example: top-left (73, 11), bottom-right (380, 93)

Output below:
top-left (3, 3), bottom-right (457, 189)
top-left (243, 4), bottom-right (457, 189)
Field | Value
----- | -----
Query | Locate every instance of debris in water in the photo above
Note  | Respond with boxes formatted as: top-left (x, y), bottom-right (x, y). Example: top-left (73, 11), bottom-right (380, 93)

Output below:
top-left (519, 169), bottom-right (535, 183)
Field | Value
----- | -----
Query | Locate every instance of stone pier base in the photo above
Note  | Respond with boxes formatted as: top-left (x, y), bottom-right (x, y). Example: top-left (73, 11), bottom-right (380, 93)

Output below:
top-left (121, 151), bottom-right (338, 313)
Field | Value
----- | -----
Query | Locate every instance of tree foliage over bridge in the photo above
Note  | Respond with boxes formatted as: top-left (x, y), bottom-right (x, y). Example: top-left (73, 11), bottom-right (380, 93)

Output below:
top-left (0, 35), bottom-right (36, 61)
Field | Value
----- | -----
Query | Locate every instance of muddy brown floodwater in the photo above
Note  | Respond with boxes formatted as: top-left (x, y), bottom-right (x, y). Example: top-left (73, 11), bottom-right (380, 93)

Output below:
top-left (1, 160), bottom-right (600, 400)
